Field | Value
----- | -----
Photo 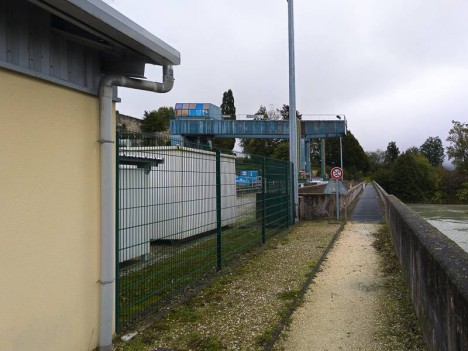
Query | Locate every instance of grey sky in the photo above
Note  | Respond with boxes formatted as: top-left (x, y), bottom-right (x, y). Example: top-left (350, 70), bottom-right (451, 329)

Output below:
top-left (103, 0), bottom-right (468, 155)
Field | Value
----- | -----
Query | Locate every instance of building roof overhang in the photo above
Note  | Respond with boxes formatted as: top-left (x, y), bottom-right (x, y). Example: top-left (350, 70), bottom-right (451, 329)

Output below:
top-left (30, 0), bottom-right (180, 66)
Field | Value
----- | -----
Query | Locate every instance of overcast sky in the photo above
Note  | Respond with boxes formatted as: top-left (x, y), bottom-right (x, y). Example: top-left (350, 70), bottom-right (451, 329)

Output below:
top-left (102, 0), bottom-right (467, 156)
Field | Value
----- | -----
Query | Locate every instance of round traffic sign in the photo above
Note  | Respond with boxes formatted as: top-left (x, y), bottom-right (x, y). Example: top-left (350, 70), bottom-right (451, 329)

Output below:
top-left (331, 167), bottom-right (343, 180)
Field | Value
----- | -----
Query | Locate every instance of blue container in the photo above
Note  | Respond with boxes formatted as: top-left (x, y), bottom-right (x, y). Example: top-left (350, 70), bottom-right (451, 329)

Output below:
top-left (236, 176), bottom-right (251, 186)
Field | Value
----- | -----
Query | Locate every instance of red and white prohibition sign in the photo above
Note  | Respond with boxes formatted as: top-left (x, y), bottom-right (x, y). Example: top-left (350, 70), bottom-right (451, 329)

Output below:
top-left (330, 167), bottom-right (343, 180)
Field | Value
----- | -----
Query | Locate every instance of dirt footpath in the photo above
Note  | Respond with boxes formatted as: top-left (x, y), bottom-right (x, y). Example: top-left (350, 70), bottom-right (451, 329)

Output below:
top-left (278, 222), bottom-right (384, 351)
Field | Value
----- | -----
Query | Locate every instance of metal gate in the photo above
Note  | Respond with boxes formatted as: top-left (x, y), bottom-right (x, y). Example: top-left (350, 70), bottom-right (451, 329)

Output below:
top-left (116, 131), bottom-right (293, 330)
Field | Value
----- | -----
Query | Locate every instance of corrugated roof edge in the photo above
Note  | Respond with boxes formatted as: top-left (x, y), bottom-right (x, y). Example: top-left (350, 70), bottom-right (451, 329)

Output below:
top-left (39, 0), bottom-right (181, 65)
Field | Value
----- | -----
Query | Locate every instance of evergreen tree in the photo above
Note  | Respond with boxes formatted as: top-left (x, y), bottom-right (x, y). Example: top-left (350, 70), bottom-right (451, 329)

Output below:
top-left (385, 141), bottom-right (400, 164)
top-left (221, 89), bottom-right (236, 118)
top-left (212, 89), bottom-right (237, 151)
top-left (278, 104), bottom-right (302, 120)
top-left (320, 130), bottom-right (369, 178)
top-left (420, 136), bottom-right (444, 167)
top-left (342, 131), bottom-right (369, 176)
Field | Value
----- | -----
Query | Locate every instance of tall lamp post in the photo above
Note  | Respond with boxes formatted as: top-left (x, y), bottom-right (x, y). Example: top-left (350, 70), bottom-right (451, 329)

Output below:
top-left (336, 115), bottom-right (346, 178)
top-left (288, 0), bottom-right (298, 221)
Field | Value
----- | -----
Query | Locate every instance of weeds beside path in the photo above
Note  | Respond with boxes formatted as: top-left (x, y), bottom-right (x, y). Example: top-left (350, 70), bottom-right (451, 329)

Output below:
top-left (113, 220), bottom-right (340, 351)
top-left (275, 222), bottom-right (426, 351)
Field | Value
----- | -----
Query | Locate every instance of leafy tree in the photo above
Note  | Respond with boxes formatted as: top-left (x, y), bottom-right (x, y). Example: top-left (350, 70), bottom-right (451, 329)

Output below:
top-left (373, 167), bottom-right (394, 192)
top-left (439, 169), bottom-right (468, 203)
top-left (366, 149), bottom-right (386, 172)
top-left (271, 142), bottom-right (290, 161)
top-left (446, 120), bottom-right (468, 171)
top-left (310, 140), bottom-right (322, 174)
top-left (141, 107), bottom-right (174, 133)
top-left (385, 141), bottom-right (400, 164)
top-left (391, 153), bottom-right (438, 203)
top-left (265, 105), bottom-right (282, 120)
top-left (240, 105), bottom-right (284, 157)
top-left (213, 89), bottom-right (237, 151)
top-left (456, 182), bottom-right (468, 202)
top-left (420, 136), bottom-right (444, 167)
top-left (406, 146), bottom-right (421, 155)
top-left (241, 139), bottom-right (283, 157)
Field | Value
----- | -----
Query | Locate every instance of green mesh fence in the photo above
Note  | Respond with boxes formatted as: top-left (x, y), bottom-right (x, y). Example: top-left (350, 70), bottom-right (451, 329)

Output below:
top-left (116, 130), bottom-right (293, 330)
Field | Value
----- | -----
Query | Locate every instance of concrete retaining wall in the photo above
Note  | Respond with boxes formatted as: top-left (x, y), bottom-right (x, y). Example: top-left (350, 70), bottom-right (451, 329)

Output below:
top-left (374, 182), bottom-right (468, 351)
top-left (299, 182), bottom-right (365, 220)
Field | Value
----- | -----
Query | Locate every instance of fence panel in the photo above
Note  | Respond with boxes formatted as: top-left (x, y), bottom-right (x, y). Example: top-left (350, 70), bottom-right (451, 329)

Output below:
top-left (116, 131), bottom-right (293, 330)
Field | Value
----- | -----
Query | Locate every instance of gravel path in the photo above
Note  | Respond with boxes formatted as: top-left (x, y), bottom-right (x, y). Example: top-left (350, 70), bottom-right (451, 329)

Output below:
top-left (279, 222), bottom-right (384, 351)
top-left (114, 221), bottom-right (341, 351)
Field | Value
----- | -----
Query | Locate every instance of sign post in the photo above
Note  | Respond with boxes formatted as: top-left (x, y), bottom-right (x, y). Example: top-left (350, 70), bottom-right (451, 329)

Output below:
top-left (331, 167), bottom-right (343, 220)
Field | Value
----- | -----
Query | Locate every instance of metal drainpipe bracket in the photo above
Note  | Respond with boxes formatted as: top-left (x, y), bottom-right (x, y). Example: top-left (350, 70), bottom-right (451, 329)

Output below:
top-left (98, 279), bottom-right (114, 285)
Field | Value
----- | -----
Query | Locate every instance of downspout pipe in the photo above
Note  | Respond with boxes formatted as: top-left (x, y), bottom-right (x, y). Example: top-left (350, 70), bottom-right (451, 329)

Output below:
top-left (98, 65), bottom-right (174, 351)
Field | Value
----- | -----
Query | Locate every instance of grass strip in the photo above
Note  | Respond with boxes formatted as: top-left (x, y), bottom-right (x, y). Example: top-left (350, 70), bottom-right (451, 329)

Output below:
top-left (372, 224), bottom-right (427, 350)
top-left (113, 220), bottom-right (340, 350)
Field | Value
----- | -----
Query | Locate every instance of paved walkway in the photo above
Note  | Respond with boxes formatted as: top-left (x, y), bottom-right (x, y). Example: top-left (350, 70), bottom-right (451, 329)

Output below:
top-left (280, 185), bottom-right (385, 350)
top-left (349, 184), bottom-right (383, 222)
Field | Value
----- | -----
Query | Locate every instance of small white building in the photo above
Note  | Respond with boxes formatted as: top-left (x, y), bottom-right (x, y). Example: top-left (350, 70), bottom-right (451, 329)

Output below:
top-left (118, 146), bottom-right (237, 262)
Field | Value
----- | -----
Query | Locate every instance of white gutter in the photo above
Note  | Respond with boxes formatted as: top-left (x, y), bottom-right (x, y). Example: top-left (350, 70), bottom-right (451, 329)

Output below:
top-left (98, 65), bottom-right (174, 351)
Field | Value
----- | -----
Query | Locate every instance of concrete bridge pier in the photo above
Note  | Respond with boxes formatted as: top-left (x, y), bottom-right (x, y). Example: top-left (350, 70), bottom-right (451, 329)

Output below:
top-left (304, 140), bottom-right (311, 175)
top-left (320, 139), bottom-right (326, 180)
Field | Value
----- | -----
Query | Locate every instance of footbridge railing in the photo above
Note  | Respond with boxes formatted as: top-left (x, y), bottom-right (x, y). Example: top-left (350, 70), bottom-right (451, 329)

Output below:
top-left (374, 181), bottom-right (468, 351)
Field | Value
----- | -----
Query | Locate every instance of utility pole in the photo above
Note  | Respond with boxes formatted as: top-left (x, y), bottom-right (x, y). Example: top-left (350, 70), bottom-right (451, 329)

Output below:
top-left (288, 0), bottom-right (298, 220)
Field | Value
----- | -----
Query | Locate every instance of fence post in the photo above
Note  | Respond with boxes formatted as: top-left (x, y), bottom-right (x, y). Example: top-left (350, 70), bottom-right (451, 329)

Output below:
top-left (216, 149), bottom-right (222, 271)
top-left (115, 130), bottom-right (121, 331)
top-left (289, 162), bottom-right (294, 225)
top-left (262, 157), bottom-right (266, 244)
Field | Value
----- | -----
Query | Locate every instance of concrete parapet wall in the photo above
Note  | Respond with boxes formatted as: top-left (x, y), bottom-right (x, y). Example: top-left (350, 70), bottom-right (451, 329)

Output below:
top-left (299, 182), bottom-right (365, 220)
top-left (374, 182), bottom-right (468, 351)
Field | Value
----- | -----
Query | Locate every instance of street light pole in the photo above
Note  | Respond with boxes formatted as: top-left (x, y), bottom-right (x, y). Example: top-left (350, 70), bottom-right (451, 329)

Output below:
top-left (340, 136), bottom-right (343, 176)
top-left (288, 0), bottom-right (298, 221)
top-left (336, 114), bottom-right (345, 180)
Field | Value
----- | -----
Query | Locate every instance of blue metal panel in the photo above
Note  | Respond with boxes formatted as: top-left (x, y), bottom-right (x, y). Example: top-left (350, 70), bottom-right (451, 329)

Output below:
top-left (170, 120), bottom-right (346, 139)
top-left (302, 120), bottom-right (346, 139)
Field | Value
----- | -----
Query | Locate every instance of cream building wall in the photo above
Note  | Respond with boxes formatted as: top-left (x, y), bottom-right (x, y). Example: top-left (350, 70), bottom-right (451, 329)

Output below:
top-left (0, 68), bottom-right (103, 351)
